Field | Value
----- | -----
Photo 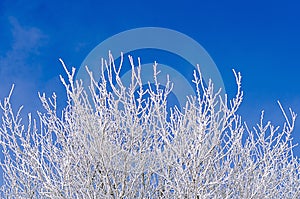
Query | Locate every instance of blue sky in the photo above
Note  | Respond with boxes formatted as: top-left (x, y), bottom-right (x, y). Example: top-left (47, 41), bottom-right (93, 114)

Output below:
top-left (0, 0), bottom-right (300, 158)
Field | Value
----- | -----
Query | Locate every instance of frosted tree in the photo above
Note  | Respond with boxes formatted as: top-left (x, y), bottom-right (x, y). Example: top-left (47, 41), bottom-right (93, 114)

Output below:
top-left (0, 52), bottom-right (299, 198)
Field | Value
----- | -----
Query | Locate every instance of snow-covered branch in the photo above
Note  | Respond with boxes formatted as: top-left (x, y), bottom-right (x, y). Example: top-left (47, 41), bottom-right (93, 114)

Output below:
top-left (0, 53), bottom-right (299, 198)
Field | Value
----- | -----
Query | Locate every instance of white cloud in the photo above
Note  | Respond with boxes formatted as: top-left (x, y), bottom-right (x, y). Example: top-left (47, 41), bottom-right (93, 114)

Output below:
top-left (0, 17), bottom-right (48, 110)
top-left (0, 17), bottom-right (47, 79)
top-left (11, 17), bottom-right (45, 50)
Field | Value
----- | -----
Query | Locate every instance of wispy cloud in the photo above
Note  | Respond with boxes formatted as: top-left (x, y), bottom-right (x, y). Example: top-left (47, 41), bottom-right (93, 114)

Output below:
top-left (0, 17), bottom-right (46, 80)
top-left (0, 17), bottom-right (47, 109)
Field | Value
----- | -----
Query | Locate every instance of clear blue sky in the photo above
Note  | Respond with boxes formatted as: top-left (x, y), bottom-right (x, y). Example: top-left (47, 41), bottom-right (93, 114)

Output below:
top-left (1, 0), bottom-right (300, 156)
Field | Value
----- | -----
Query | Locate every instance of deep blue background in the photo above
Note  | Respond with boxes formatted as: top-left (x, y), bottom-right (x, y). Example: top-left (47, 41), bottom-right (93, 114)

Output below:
top-left (0, 0), bottom-right (300, 174)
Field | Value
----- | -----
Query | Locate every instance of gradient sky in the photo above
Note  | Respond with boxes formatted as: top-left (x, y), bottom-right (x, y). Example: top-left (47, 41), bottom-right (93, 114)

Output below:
top-left (1, 0), bottom-right (300, 162)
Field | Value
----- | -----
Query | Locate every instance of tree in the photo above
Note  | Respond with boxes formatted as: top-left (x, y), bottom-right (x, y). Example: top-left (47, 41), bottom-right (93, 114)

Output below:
top-left (0, 53), bottom-right (299, 198)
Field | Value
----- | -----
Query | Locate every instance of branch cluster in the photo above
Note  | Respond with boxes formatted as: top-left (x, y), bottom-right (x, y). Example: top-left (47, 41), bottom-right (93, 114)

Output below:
top-left (0, 53), bottom-right (299, 198)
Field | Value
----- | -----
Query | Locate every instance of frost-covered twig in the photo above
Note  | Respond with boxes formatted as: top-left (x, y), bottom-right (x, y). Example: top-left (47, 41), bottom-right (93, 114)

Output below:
top-left (0, 52), bottom-right (299, 198)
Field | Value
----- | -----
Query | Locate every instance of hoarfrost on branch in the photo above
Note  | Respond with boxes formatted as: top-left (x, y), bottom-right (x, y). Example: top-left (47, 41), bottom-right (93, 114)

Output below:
top-left (0, 52), bottom-right (299, 198)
